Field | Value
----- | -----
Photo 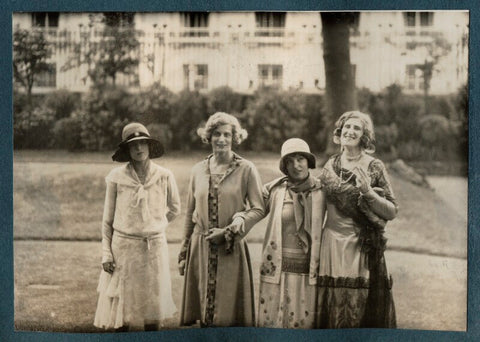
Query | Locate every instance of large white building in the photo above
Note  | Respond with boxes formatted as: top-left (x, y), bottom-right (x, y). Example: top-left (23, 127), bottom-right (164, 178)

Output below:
top-left (13, 11), bottom-right (469, 95)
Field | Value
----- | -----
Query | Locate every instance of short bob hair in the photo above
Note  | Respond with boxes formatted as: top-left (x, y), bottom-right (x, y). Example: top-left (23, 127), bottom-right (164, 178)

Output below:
top-left (333, 111), bottom-right (376, 153)
top-left (197, 112), bottom-right (248, 145)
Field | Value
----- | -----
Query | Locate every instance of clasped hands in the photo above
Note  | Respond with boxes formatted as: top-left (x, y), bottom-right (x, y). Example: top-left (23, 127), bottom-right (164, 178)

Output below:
top-left (351, 166), bottom-right (372, 194)
top-left (205, 216), bottom-right (245, 245)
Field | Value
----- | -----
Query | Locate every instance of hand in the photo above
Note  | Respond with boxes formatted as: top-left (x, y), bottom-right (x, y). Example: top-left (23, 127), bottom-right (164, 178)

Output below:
top-left (102, 261), bottom-right (115, 274)
top-left (353, 166), bottom-right (371, 194)
top-left (178, 260), bottom-right (186, 276)
top-left (205, 228), bottom-right (226, 245)
top-left (226, 216), bottom-right (245, 235)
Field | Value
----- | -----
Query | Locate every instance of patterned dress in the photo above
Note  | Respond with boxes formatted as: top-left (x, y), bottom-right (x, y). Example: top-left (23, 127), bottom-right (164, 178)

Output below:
top-left (179, 153), bottom-right (264, 327)
top-left (257, 189), bottom-right (317, 328)
top-left (257, 176), bottom-right (325, 329)
top-left (316, 154), bottom-right (397, 329)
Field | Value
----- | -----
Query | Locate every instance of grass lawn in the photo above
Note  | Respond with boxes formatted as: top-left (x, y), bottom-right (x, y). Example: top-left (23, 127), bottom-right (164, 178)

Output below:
top-left (12, 150), bottom-right (468, 332)
top-left (14, 150), bottom-right (467, 258)
top-left (14, 241), bottom-right (466, 332)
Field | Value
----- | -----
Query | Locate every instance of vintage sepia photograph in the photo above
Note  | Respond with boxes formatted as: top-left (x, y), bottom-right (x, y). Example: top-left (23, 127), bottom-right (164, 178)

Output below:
top-left (13, 10), bottom-right (468, 334)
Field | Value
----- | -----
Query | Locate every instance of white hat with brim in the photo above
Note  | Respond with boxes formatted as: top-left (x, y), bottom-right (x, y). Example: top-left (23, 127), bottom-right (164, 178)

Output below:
top-left (112, 122), bottom-right (164, 162)
top-left (279, 138), bottom-right (316, 175)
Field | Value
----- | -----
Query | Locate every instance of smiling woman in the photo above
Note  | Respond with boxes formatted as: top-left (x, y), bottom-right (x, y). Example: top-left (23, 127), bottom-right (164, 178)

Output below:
top-left (317, 111), bottom-right (398, 328)
top-left (178, 112), bottom-right (265, 327)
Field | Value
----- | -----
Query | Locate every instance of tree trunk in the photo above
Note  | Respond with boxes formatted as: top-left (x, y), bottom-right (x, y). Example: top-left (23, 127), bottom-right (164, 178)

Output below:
top-left (321, 12), bottom-right (358, 153)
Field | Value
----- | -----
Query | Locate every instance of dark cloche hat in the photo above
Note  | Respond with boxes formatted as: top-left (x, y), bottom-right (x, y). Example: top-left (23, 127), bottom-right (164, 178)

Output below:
top-left (112, 122), bottom-right (164, 162)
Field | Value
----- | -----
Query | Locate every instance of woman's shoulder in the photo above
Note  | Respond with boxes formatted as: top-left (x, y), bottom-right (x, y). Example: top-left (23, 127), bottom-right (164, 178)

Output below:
top-left (237, 156), bottom-right (257, 170)
top-left (150, 161), bottom-right (174, 177)
top-left (105, 164), bottom-right (129, 182)
top-left (264, 176), bottom-right (287, 191)
top-left (367, 156), bottom-right (386, 171)
top-left (189, 158), bottom-right (208, 177)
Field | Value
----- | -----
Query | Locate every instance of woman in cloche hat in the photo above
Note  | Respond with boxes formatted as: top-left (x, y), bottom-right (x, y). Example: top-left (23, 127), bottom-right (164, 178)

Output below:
top-left (94, 122), bottom-right (181, 331)
top-left (256, 138), bottom-right (325, 329)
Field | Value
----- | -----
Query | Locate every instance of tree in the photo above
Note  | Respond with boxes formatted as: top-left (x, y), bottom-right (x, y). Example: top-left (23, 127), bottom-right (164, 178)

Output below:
top-left (13, 28), bottom-right (51, 99)
top-left (413, 33), bottom-right (452, 114)
top-left (320, 12), bottom-right (359, 152)
top-left (62, 12), bottom-right (139, 87)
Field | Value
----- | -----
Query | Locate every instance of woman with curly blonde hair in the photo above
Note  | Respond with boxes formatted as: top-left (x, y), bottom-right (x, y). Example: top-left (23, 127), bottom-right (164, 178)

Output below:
top-left (316, 111), bottom-right (398, 328)
top-left (178, 112), bottom-right (265, 327)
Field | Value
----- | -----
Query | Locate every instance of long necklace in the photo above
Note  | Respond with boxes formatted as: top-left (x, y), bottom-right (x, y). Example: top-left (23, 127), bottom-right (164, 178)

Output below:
top-left (339, 152), bottom-right (363, 184)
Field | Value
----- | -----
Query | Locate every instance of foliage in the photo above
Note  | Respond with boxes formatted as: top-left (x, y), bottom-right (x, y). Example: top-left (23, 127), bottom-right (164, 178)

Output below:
top-left (43, 90), bottom-right (81, 120)
top-left (61, 13), bottom-right (139, 87)
top-left (14, 106), bottom-right (56, 149)
top-left (206, 86), bottom-right (250, 115)
top-left (131, 83), bottom-right (176, 125)
top-left (13, 28), bottom-right (51, 97)
top-left (13, 82), bottom-right (468, 163)
top-left (170, 90), bottom-right (210, 150)
top-left (243, 88), bottom-right (308, 151)
top-left (454, 83), bottom-right (469, 157)
top-left (375, 123), bottom-right (399, 155)
top-left (75, 85), bottom-right (133, 150)
top-left (419, 115), bottom-right (452, 145)
top-left (146, 123), bottom-right (173, 151)
top-left (303, 94), bottom-right (328, 152)
top-left (358, 85), bottom-right (423, 143)
top-left (52, 116), bottom-right (83, 151)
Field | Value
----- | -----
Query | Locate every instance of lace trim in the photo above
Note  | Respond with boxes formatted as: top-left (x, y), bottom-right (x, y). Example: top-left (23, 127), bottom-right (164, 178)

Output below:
top-left (317, 275), bottom-right (393, 289)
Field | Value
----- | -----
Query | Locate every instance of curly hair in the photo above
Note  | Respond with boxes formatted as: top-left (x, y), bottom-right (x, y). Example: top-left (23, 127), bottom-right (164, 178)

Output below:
top-left (197, 112), bottom-right (248, 145)
top-left (332, 111), bottom-right (376, 153)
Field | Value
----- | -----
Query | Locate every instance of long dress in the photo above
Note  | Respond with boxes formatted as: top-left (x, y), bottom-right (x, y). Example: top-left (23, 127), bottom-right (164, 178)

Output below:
top-left (316, 154), bottom-right (397, 329)
top-left (257, 175), bottom-right (325, 329)
top-left (93, 161), bottom-right (181, 330)
top-left (179, 153), bottom-right (265, 327)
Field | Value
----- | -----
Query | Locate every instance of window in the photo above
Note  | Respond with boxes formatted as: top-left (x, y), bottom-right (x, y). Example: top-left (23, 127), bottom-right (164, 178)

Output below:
top-left (255, 12), bottom-right (286, 28)
top-left (32, 12), bottom-right (59, 27)
top-left (258, 64), bottom-right (283, 87)
top-left (403, 12), bottom-right (434, 27)
top-left (181, 12), bottom-right (209, 27)
top-left (183, 64), bottom-right (208, 90)
top-left (420, 12), bottom-right (434, 26)
top-left (404, 12), bottom-right (416, 27)
top-left (255, 12), bottom-right (286, 37)
top-left (195, 65), bottom-right (208, 90)
top-left (180, 12), bottom-right (209, 37)
top-left (34, 63), bottom-right (56, 87)
top-left (405, 64), bottom-right (423, 91)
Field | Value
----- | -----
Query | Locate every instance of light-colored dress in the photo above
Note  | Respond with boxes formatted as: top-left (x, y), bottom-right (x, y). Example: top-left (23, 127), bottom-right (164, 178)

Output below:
top-left (179, 153), bottom-right (264, 327)
top-left (316, 154), bottom-right (397, 328)
top-left (257, 176), bottom-right (325, 329)
top-left (94, 161), bottom-right (181, 330)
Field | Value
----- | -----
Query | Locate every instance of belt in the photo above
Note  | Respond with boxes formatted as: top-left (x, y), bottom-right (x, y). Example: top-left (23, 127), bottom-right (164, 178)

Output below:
top-left (193, 225), bottom-right (210, 236)
top-left (114, 229), bottom-right (163, 250)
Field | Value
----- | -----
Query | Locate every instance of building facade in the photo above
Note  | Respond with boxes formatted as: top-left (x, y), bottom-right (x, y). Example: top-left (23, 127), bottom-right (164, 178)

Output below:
top-left (13, 11), bottom-right (469, 95)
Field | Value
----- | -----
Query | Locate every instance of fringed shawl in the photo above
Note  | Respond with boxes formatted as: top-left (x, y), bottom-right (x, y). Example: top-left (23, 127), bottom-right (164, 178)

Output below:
top-left (319, 154), bottom-right (397, 328)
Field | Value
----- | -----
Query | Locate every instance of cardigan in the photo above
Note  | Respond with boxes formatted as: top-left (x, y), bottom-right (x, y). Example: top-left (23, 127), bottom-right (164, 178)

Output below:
top-left (260, 176), bottom-right (326, 285)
